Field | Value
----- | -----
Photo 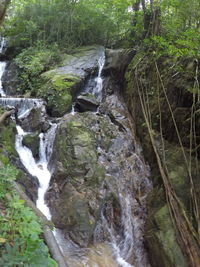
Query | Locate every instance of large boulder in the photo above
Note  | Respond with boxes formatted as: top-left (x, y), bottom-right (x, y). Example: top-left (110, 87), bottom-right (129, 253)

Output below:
top-left (46, 113), bottom-right (106, 246)
top-left (74, 93), bottom-right (99, 112)
top-left (38, 46), bottom-right (104, 116)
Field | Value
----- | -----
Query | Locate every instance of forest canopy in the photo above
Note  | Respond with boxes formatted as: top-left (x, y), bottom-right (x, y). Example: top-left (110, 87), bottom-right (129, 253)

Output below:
top-left (1, 0), bottom-right (200, 55)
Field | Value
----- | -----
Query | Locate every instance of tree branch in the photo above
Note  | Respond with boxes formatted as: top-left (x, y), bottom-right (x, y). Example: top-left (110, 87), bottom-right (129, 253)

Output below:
top-left (0, 109), bottom-right (15, 125)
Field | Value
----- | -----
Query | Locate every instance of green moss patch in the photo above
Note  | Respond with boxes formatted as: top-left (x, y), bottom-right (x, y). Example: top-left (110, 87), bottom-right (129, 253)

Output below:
top-left (39, 73), bottom-right (81, 116)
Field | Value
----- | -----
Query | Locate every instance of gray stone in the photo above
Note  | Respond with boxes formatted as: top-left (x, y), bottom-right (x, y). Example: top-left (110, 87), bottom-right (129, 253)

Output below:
top-left (2, 62), bottom-right (19, 95)
top-left (75, 94), bottom-right (99, 112)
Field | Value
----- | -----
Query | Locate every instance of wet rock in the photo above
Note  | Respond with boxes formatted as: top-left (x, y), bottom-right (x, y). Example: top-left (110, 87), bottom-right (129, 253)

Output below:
top-left (2, 62), bottom-right (19, 96)
top-left (19, 105), bottom-right (47, 132)
top-left (46, 93), bottom-right (151, 264)
top-left (22, 132), bottom-right (40, 159)
top-left (17, 170), bottom-right (39, 203)
top-left (47, 113), bottom-right (105, 246)
top-left (74, 94), bottom-right (99, 112)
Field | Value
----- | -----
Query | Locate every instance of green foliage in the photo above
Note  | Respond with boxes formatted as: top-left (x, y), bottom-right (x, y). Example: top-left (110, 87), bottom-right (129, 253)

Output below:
top-left (14, 43), bottom-right (61, 94)
top-left (0, 118), bottom-right (17, 156)
top-left (143, 26), bottom-right (200, 62)
top-left (3, 0), bottom-right (131, 49)
top-left (0, 164), bottom-right (57, 267)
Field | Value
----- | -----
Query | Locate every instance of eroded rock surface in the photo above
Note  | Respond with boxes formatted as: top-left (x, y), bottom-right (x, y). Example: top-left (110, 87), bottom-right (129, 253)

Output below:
top-left (46, 93), bottom-right (151, 267)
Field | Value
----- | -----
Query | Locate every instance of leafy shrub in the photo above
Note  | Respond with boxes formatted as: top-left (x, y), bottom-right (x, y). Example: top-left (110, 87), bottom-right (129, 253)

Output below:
top-left (0, 165), bottom-right (57, 267)
top-left (14, 43), bottom-right (61, 95)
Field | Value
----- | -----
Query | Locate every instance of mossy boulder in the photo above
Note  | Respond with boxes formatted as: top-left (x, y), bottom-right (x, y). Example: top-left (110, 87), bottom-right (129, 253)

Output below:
top-left (37, 46), bottom-right (104, 117)
top-left (39, 73), bottom-right (81, 116)
top-left (46, 113), bottom-right (106, 246)
top-left (22, 132), bottom-right (40, 159)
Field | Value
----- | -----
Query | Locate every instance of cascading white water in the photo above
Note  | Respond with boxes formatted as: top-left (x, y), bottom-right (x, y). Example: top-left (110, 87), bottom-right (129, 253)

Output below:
top-left (0, 37), bottom-right (7, 97)
top-left (0, 62), bottom-right (6, 96)
top-left (93, 151), bottom-right (151, 267)
top-left (0, 37), bottom-right (6, 53)
top-left (83, 48), bottom-right (105, 100)
top-left (93, 51), bottom-right (105, 99)
top-left (15, 122), bottom-right (57, 219)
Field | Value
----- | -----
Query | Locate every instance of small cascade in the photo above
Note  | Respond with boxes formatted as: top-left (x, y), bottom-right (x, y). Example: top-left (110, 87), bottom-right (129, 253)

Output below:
top-left (84, 48), bottom-right (105, 100)
top-left (0, 37), bottom-right (6, 53)
top-left (0, 98), bottom-right (44, 118)
top-left (15, 123), bottom-right (57, 219)
top-left (0, 37), bottom-right (7, 97)
top-left (70, 103), bottom-right (76, 115)
top-left (0, 62), bottom-right (6, 96)
top-left (93, 50), bottom-right (105, 98)
top-left (93, 150), bottom-right (151, 267)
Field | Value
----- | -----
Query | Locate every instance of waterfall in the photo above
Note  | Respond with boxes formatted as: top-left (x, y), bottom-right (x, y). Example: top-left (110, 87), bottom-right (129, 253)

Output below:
top-left (93, 50), bottom-right (105, 99)
top-left (15, 118), bottom-right (57, 220)
top-left (83, 48), bottom-right (105, 100)
top-left (0, 44), bottom-right (151, 267)
top-left (0, 62), bottom-right (6, 96)
top-left (0, 37), bottom-right (6, 97)
top-left (0, 37), bottom-right (6, 53)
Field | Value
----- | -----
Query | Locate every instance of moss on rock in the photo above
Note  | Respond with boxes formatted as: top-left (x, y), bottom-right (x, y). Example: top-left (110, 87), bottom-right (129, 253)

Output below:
top-left (146, 204), bottom-right (187, 267)
top-left (0, 120), bottom-right (17, 158)
top-left (38, 73), bottom-right (81, 116)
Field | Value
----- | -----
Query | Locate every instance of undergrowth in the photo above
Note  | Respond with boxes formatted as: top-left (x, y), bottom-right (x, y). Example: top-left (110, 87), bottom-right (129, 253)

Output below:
top-left (0, 165), bottom-right (57, 267)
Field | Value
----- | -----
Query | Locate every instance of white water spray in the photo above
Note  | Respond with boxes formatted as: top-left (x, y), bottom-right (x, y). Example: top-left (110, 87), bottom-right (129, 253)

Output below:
top-left (15, 123), bottom-right (57, 220)
top-left (93, 50), bottom-right (105, 99)
top-left (0, 38), bottom-right (6, 97)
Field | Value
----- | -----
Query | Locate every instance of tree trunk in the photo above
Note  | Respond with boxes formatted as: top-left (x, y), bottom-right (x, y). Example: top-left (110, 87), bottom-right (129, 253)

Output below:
top-left (0, 0), bottom-right (10, 25)
top-left (151, 6), bottom-right (161, 36)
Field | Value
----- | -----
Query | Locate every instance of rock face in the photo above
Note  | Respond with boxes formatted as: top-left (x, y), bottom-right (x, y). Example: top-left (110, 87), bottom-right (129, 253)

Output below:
top-left (103, 48), bottom-right (136, 79)
top-left (19, 104), bottom-right (48, 132)
top-left (125, 52), bottom-right (200, 267)
top-left (2, 62), bottom-right (19, 95)
top-left (46, 92), bottom-right (151, 266)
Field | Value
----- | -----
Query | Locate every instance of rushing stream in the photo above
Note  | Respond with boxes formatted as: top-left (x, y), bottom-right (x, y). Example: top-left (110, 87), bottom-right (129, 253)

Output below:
top-left (0, 39), bottom-right (151, 267)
